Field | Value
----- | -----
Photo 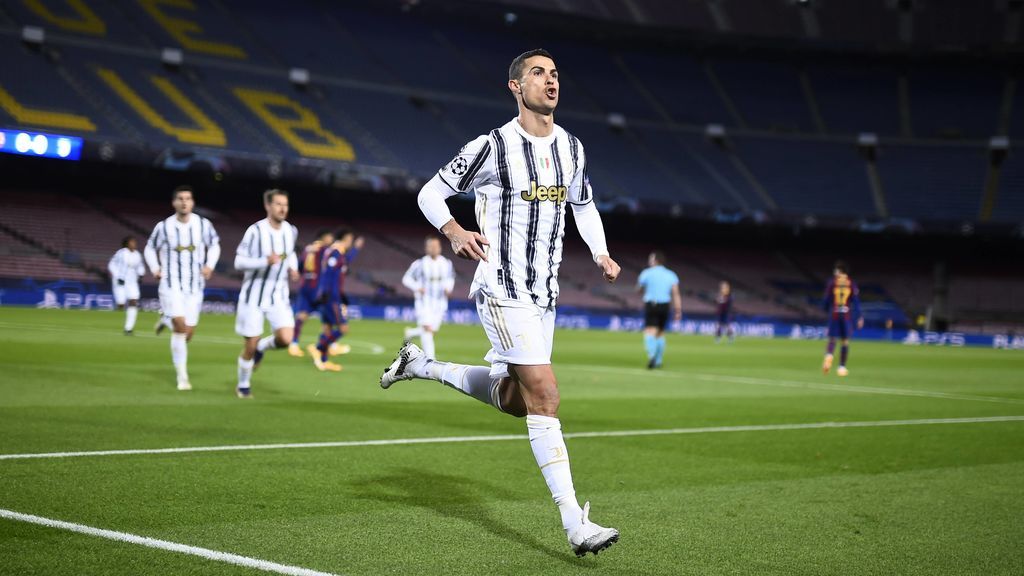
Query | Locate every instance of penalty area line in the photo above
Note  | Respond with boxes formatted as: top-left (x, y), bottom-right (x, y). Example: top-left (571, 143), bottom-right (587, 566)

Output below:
top-left (2, 416), bottom-right (1023, 461)
top-left (0, 508), bottom-right (342, 576)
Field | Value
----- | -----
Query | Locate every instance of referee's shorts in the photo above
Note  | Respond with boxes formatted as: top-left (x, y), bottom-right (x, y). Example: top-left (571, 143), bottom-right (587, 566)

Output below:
top-left (644, 302), bottom-right (670, 330)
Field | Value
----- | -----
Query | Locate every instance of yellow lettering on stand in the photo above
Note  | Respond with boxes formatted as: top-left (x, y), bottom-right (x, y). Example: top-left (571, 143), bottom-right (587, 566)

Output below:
top-left (97, 68), bottom-right (225, 146)
top-left (22, 0), bottom-right (106, 35)
top-left (137, 0), bottom-right (246, 59)
top-left (233, 88), bottom-right (355, 161)
top-left (0, 84), bottom-right (96, 131)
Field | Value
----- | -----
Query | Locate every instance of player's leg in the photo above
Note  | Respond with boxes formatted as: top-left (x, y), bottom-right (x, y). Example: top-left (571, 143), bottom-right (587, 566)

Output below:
top-left (642, 303), bottom-right (658, 367)
top-left (837, 319), bottom-right (851, 376)
top-left (124, 282), bottom-right (141, 334)
top-left (311, 303), bottom-right (343, 371)
top-left (257, 302), bottom-right (294, 357)
top-left (290, 311), bottom-right (308, 356)
top-left (419, 326), bottom-right (435, 359)
top-left (159, 289), bottom-right (191, 389)
top-left (654, 328), bottom-right (666, 368)
top-left (823, 324), bottom-right (837, 374)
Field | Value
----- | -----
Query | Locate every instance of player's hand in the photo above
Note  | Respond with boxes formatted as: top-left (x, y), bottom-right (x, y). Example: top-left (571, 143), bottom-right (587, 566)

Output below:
top-left (857, 317), bottom-right (865, 330)
top-left (116, 278), bottom-right (125, 286)
top-left (201, 266), bottom-right (213, 280)
top-left (442, 221), bottom-right (489, 262)
top-left (152, 269), bottom-right (162, 280)
top-left (417, 288), bottom-right (425, 295)
top-left (674, 309), bottom-right (683, 322)
top-left (596, 255), bottom-right (620, 283)
top-left (354, 236), bottom-right (365, 250)
top-left (267, 253), bottom-right (281, 266)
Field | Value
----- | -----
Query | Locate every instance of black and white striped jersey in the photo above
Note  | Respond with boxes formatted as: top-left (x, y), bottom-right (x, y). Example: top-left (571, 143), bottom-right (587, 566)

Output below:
top-left (234, 218), bottom-right (299, 308)
top-left (402, 255), bottom-right (456, 305)
top-left (144, 215), bottom-right (221, 294)
top-left (437, 118), bottom-right (592, 307)
top-left (108, 248), bottom-right (145, 284)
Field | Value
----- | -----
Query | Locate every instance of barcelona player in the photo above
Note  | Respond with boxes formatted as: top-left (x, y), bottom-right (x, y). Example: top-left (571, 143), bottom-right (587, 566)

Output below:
top-left (308, 229), bottom-right (362, 371)
top-left (822, 260), bottom-right (863, 376)
top-left (290, 228), bottom-right (334, 357)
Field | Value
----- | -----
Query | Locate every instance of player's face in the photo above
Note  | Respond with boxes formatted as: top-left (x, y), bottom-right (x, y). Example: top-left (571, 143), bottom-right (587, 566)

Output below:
top-left (172, 192), bottom-right (194, 216)
top-left (425, 238), bottom-right (441, 257)
top-left (511, 56), bottom-right (558, 115)
top-left (266, 194), bottom-right (289, 222)
top-left (338, 233), bottom-right (354, 250)
top-left (648, 253), bottom-right (657, 267)
top-left (126, 238), bottom-right (137, 251)
top-left (320, 233), bottom-right (335, 245)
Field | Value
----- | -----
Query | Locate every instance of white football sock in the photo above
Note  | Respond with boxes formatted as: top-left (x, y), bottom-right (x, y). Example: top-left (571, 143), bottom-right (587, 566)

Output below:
top-left (170, 332), bottom-right (188, 382)
top-left (527, 414), bottom-right (583, 532)
top-left (404, 326), bottom-right (422, 339)
top-left (428, 362), bottom-right (503, 410)
top-left (256, 335), bottom-right (278, 353)
top-left (420, 331), bottom-right (435, 359)
top-left (124, 306), bottom-right (138, 331)
top-left (237, 356), bottom-right (254, 389)
top-left (161, 315), bottom-right (174, 329)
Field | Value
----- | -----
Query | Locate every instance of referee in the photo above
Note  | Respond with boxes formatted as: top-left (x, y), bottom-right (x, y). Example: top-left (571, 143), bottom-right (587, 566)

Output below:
top-left (637, 251), bottom-right (682, 369)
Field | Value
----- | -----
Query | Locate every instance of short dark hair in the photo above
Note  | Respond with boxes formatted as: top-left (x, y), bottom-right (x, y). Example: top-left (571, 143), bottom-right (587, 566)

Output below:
top-left (834, 260), bottom-right (849, 274)
top-left (264, 188), bottom-right (288, 204)
top-left (509, 48), bottom-right (554, 82)
top-left (651, 251), bottom-right (665, 265)
top-left (315, 228), bottom-right (333, 240)
top-left (425, 234), bottom-right (440, 243)
top-left (334, 227), bottom-right (352, 240)
top-left (172, 185), bottom-right (193, 200)
top-left (122, 236), bottom-right (135, 248)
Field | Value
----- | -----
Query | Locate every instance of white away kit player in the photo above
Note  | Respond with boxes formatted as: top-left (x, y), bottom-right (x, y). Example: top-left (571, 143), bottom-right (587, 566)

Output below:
top-left (234, 189), bottom-right (299, 398)
top-left (380, 49), bottom-right (622, 556)
top-left (108, 236), bottom-right (145, 334)
top-left (402, 235), bottom-right (455, 359)
top-left (144, 185), bottom-right (221, 390)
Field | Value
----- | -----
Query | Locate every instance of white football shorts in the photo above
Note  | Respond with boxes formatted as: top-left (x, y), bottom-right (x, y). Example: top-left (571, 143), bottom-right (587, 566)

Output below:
top-left (159, 287), bottom-right (203, 327)
top-left (475, 292), bottom-right (555, 379)
top-left (235, 299), bottom-right (295, 338)
top-left (112, 280), bottom-right (140, 305)
top-left (414, 298), bottom-right (447, 332)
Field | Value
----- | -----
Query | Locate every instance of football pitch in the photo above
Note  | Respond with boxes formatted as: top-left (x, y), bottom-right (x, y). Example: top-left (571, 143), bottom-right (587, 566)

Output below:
top-left (1, 308), bottom-right (1022, 575)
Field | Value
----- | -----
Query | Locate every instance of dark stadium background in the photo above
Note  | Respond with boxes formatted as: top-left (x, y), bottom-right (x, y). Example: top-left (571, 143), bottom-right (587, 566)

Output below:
top-left (1, 0), bottom-right (1022, 341)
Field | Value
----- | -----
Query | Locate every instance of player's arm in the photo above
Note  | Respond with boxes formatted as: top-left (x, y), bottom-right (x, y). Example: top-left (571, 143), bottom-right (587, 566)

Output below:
top-left (419, 136), bottom-right (492, 261)
top-left (201, 219), bottom-right (221, 279)
top-left (822, 282), bottom-right (833, 313)
top-left (143, 224), bottom-right (162, 279)
top-left (234, 226), bottom-right (269, 271)
top-left (108, 251), bottom-right (121, 282)
top-left (286, 226), bottom-right (300, 282)
top-left (852, 283), bottom-right (864, 329)
top-left (635, 270), bottom-right (646, 294)
top-left (401, 261), bottom-right (422, 294)
top-left (567, 144), bottom-right (619, 282)
top-left (346, 237), bottom-right (364, 263)
top-left (444, 260), bottom-right (455, 295)
top-left (670, 283), bottom-right (683, 322)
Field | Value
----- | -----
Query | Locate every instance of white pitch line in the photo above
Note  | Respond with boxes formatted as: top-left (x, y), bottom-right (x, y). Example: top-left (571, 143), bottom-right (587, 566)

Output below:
top-left (0, 508), bottom-right (342, 576)
top-left (564, 364), bottom-right (1024, 406)
top-left (2, 416), bottom-right (1022, 462)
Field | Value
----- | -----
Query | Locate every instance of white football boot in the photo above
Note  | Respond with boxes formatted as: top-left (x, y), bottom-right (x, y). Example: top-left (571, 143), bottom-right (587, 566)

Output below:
top-left (380, 341), bottom-right (429, 389)
top-left (568, 502), bottom-right (619, 557)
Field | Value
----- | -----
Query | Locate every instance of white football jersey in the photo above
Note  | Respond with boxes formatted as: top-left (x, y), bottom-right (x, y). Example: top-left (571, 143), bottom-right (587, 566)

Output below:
top-left (403, 255), bottom-right (455, 306)
top-left (438, 118), bottom-right (592, 308)
top-left (236, 218), bottom-right (299, 308)
top-left (145, 214), bottom-right (220, 294)
top-left (108, 248), bottom-right (145, 285)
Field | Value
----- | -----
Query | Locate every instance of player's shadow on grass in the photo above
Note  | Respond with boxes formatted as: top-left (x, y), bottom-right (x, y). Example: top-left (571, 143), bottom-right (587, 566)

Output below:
top-left (353, 468), bottom-right (592, 568)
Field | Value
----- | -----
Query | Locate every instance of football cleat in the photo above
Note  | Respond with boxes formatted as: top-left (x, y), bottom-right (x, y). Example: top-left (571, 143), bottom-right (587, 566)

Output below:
top-left (647, 357), bottom-right (657, 370)
top-left (380, 341), bottom-right (428, 389)
top-left (328, 342), bottom-right (351, 356)
top-left (568, 502), bottom-right (619, 557)
top-left (836, 366), bottom-right (849, 377)
top-left (154, 317), bottom-right (167, 336)
top-left (287, 343), bottom-right (305, 357)
top-left (822, 353), bottom-right (834, 374)
top-left (176, 380), bottom-right (192, 391)
top-left (319, 361), bottom-right (343, 372)
top-left (124, 330), bottom-right (134, 336)
top-left (236, 387), bottom-right (253, 399)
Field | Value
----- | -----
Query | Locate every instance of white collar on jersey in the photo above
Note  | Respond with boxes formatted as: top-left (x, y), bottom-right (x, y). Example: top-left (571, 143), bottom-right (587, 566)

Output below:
top-left (510, 117), bottom-right (559, 145)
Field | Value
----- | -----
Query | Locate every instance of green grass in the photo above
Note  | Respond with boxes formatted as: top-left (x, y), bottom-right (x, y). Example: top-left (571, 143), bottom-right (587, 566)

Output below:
top-left (1, 307), bottom-right (1023, 575)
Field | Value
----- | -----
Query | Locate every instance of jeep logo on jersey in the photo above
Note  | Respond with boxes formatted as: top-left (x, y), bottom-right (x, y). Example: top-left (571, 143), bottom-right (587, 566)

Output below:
top-left (174, 244), bottom-right (197, 252)
top-left (520, 181), bottom-right (567, 203)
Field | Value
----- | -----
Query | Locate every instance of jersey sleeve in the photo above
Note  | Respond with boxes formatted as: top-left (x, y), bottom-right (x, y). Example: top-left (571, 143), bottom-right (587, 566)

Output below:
top-left (143, 223), bottom-right (163, 274)
top-left (567, 137), bottom-right (593, 206)
top-left (437, 135), bottom-right (493, 194)
top-left (234, 225), bottom-right (266, 271)
top-left (108, 250), bottom-right (121, 278)
top-left (637, 269), bottom-right (648, 287)
top-left (671, 271), bottom-right (680, 286)
top-left (203, 218), bottom-right (221, 269)
top-left (401, 260), bottom-right (421, 293)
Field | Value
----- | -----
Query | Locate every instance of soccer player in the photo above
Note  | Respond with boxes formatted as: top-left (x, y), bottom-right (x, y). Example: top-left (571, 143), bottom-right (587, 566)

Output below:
top-left (144, 185), bottom-right (221, 390)
top-left (290, 228), bottom-right (334, 357)
top-left (822, 260), bottom-right (863, 377)
top-left (308, 228), bottom-right (360, 372)
top-left (402, 235), bottom-right (456, 359)
top-left (234, 189), bottom-right (300, 398)
top-left (637, 251), bottom-right (682, 369)
top-left (108, 236), bottom-right (145, 335)
top-left (380, 49), bottom-right (621, 556)
top-left (715, 280), bottom-right (735, 343)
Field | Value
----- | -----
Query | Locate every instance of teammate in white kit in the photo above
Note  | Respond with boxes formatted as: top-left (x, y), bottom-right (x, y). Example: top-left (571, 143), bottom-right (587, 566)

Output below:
top-left (234, 189), bottom-right (299, 398)
top-left (402, 236), bottom-right (455, 359)
top-left (108, 236), bottom-right (145, 335)
top-left (380, 49), bottom-right (622, 556)
top-left (144, 185), bottom-right (221, 391)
